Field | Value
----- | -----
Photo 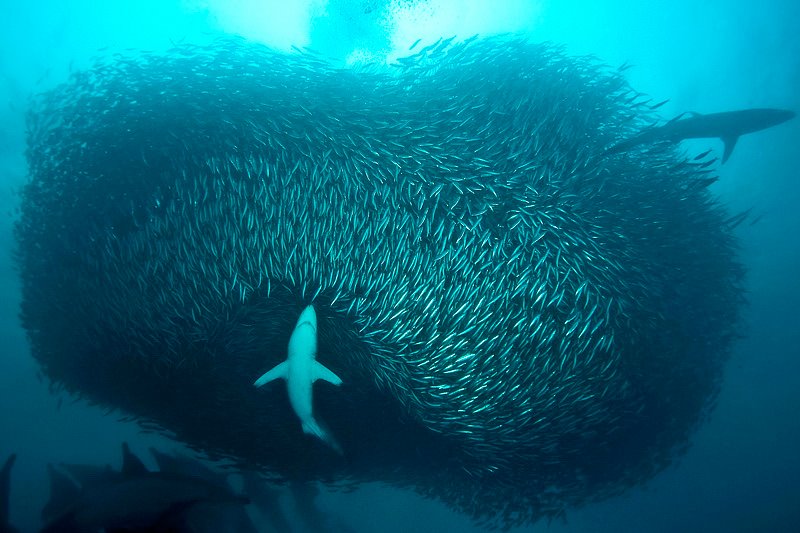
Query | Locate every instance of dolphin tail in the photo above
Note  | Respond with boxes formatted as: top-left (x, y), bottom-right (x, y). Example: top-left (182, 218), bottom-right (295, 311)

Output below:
top-left (302, 418), bottom-right (343, 455)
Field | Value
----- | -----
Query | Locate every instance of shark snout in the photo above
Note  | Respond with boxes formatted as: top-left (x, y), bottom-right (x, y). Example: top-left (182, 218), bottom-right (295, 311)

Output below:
top-left (295, 305), bottom-right (317, 331)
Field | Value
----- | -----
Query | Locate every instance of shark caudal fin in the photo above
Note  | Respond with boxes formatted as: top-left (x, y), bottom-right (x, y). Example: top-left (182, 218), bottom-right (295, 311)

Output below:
top-left (301, 418), bottom-right (343, 455)
top-left (254, 361), bottom-right (289, 387)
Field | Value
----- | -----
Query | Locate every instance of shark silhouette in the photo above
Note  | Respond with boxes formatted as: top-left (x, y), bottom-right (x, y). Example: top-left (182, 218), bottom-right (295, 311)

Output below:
top-left (1, 455), bottom-right (17, 533)
top-left (40, 443), bottom-right (248, 533)
top-left (254, 305), bottom-right (343, 454)
top-left (606, 108), bottom-right (795, 163)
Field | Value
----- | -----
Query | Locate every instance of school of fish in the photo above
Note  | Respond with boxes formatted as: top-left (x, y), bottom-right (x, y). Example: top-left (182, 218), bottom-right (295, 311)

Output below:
top-left (15, 36), bottom-right (744, 527)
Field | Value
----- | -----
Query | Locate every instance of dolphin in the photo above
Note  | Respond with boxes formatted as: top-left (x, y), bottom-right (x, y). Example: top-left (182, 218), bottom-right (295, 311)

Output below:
top-left (1, 454), bottom-right (18, 533)
top-left (254, 304), bottom-right (343, 453)
top-left (606, 108), bottom-right (795, 163)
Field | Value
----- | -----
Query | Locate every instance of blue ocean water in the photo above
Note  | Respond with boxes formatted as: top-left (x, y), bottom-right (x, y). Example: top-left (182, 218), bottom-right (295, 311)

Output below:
top-left (1, 1), bottom-right (798, 532)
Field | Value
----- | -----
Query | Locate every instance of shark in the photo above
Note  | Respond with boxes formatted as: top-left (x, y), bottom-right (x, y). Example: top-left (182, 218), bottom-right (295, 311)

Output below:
top-left (1, 454), bottom-right (18, 533)
top-left (40, 443), bottom-right (248, 533)
top-left (254, 304), bottom-right (344, 454)
top-left (57, 446), bottom-right (280, 533)
top-left (606, 108), bottom-right (795, 163)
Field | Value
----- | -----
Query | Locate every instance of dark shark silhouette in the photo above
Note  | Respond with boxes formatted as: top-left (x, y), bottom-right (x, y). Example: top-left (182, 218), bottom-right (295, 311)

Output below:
top-left (40, 443), bottom-right (248, 533)
top-left (1, 455), bottom-right (18, 533)
top-left (606, 108), bottom-right (795, 163)
top-left (51, 446), bottom-right (296, 533)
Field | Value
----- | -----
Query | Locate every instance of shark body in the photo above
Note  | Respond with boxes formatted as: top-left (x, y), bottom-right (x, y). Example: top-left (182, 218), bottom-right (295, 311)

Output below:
top-left (606, 108), bottom-right (795, 163)
top-left (41, 443), bottom-right (248, 533)
top-left (148, 448), bottom-right (261, 533)
top-left (254, 305), bottom-right (343, 453)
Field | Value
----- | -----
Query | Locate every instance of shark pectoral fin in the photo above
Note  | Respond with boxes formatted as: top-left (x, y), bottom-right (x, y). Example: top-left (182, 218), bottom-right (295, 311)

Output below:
top-left (666, 111), bottom-right (691, 124)
top-left (311, 361), bottom-right (342, 386)
top-left (721, 135), bottom-right (739, 164)
top-left (254, 361), bottom-right (288, 387)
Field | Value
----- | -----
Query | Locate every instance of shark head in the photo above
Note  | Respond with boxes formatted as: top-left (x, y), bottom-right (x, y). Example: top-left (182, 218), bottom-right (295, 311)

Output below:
top-left (288, 305), bottom-right (318, 363)
top-left (295, 305), bottom-right (317, 331)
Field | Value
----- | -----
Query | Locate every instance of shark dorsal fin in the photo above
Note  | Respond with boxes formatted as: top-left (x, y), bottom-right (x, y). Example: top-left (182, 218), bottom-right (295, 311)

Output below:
top-left (721, 136), bottom-right (739, 164)
top-left (121, 443), bottom-right (148, 476)
top-left (42, 464), bottom-right (81, 522)
top-left (1, 454), bottom-right (16, 526)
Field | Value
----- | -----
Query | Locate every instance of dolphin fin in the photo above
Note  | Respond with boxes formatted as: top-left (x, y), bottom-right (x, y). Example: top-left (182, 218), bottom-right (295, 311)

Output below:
top-left (254, 361), bottom-right (288, 387)
top-left (721, 135), bottom-right (739, 164)
top-left (311, 361), bottom-right (342, 386)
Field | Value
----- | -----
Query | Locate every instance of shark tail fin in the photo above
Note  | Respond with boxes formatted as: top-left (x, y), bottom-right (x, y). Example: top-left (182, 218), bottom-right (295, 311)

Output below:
top-left (254, 361), bottom-right (289, 387)
top-left (302, 418), bottom-right (343, 455)
top-left (721, 135), bottom-right (739, 164)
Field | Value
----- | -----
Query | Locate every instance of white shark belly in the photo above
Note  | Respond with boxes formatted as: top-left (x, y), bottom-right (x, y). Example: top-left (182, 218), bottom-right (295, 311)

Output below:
top-left (286, 367), bottom-right (314, 422)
